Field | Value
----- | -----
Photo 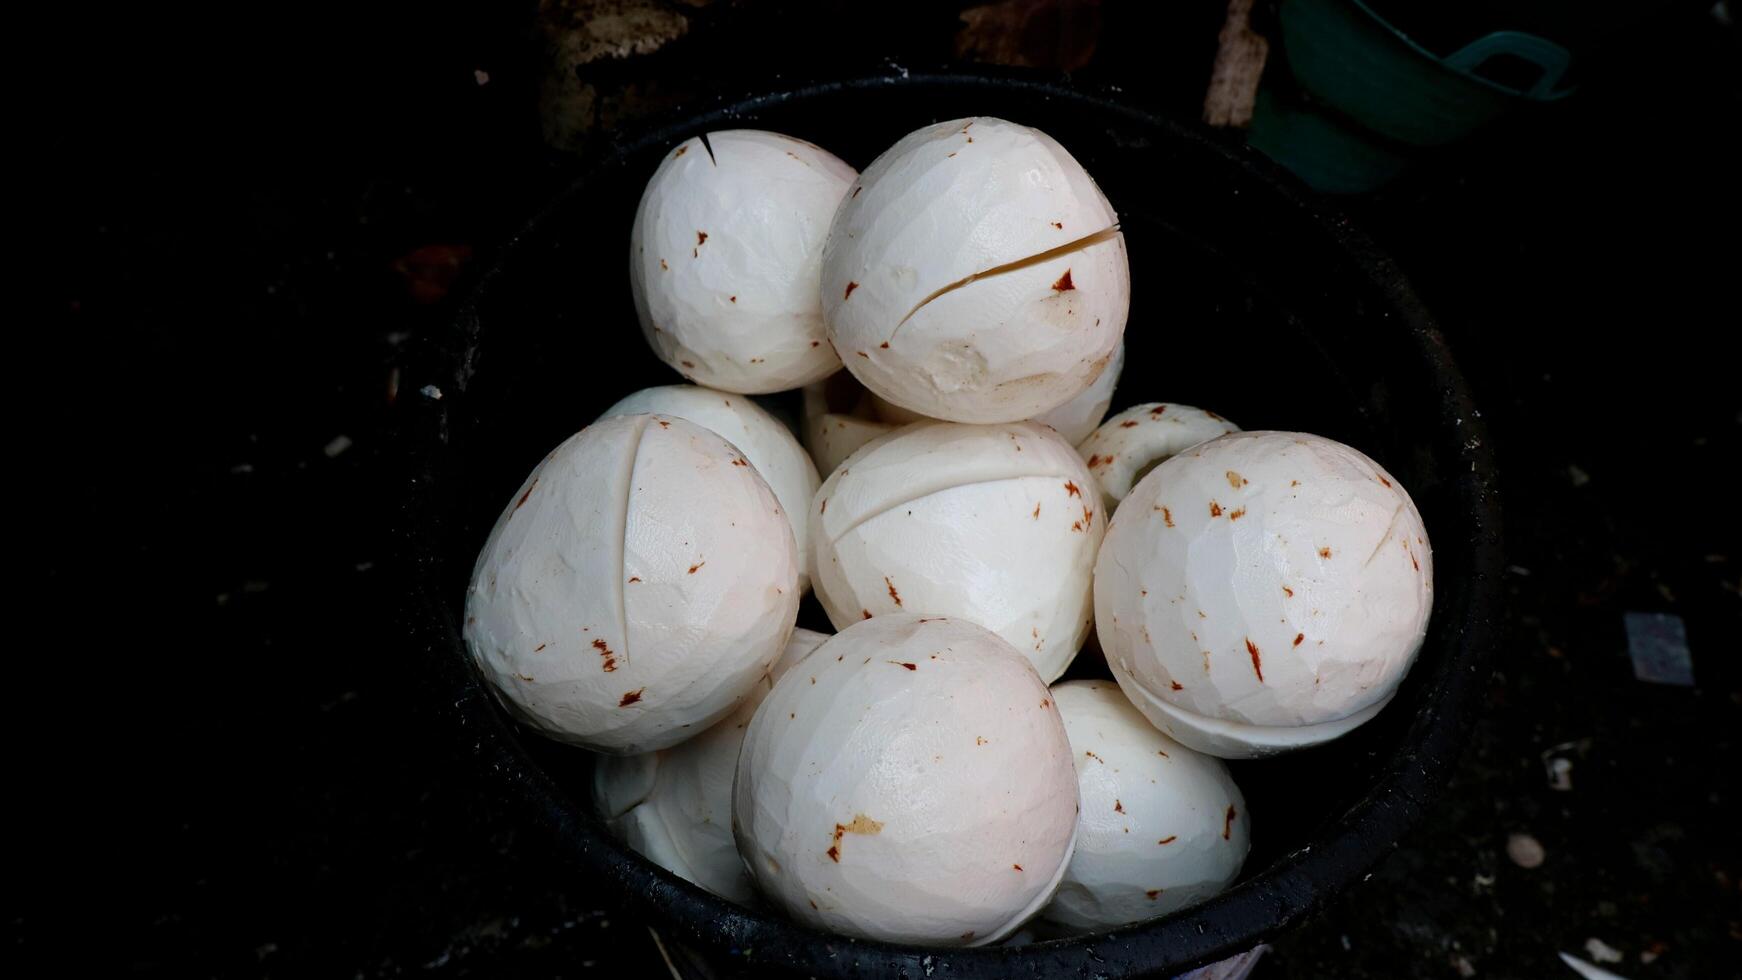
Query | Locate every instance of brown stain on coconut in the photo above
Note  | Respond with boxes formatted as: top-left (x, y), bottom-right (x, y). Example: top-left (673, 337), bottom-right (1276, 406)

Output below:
top-left (1158, 835), bottom-right (1177, 845)
top-left (1209, 501), bottom-right (1223, 517)
top-left (1051, 269), bottom-right (1075, 292)
top-left (827, 813), bottom-right (885, 861)
top-left (1223, 804), bottom-right (1238, 839)
top-left (884, 577), bottom-right (902, 606)
top-left (1064, 481), bottom-right (1082, 498)
top-left (513, 477), bottom-right (539, 512)
top-left (618, 688), bottom-right (644, 707)
top-left (1246, 638), bottom-right (1263, 681)
top-left (1226, 471), bottom-right (1248, 488)
top-left (844, 281), bottom-right (859, 300)
top-left (593, 638), bottom-right (618, 672)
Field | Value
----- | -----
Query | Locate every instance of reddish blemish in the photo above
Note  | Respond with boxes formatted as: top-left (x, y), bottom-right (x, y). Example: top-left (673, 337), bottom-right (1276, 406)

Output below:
top-left (1158, 835), bottom-right (1177, 845)
top-left (1294, 632), bottom-right (1305, 647)
top-left (1083, 505), bottom-right (1095, 525)
top-left (660, 259), bottom-right (668, 271)
top-left (826, 845), bottom-right (840, 862)
top-left (1146, 889), bottom-right (1162, 900)
top-left (1040, 698), bottom-right (1051, 709)
top-left (533, 643), bottom-right (546, 652)
top-left (1246, 638), bottom-right (1263, 681)
top-left (1086, 454), bottom-right (1107, 468)
top-left (844, 281), bottom-right (859, 300)
top-left (628, 576), bottom-right (641, 583)
top-left (851, 185), bottom-right (862, 198)
top-left (885, 576), bottom-right (902, 606)
top-left (1229, 507), bottom-right (1247, 520)
top-left (1223, 804), bottom-right (1238, 840)
top-left (1120, 420), bottom-right (1140, 428)
top-left (861, 609), bottom-right (873, 620)
top-left (1084, 750), bottom-right (1103, 763)
top-left (1157, 749), bottom-right (1169, 758)
top-left (593, 638), bottom-right (618, 672)
top-left (681, 360), bottom-right (695, 368)
top-left (657, 419), bottom-right (671, 429)
top-left (1290, 479), bottom-right (1300, 487)
top-left (696, 231), bottom-right (708, 247)
top-left (1379, 475), bottom-right (1392, 488)
top-left (618, 689), bottom-right (644, 707)
top-left (1072, 520), bottom-right (1083, 531)
top-left (1282, 585), bottom-right (1293, 597)
top-left (856, 351), bottom-right (869, 358)
top-left (1114, 799), bottom-right (1125, 813)
top-left (1052, 221), bottom-right (1063, 229)
top-left (1064, 481), bottom-right (1082, 497)
top-left (674, 146), bottom-right (687, 157)
top-left (688, 561), bottom-right (705, 574)
top-left (731, 457), bottom-right (749, 466)
top-left (1319, 547), bottom-right (1333, 558)
top-left (1161, 506), bottom-right (1175, 527)
top-left (879, 341), bottom-right (889, 349)
top-left (1204, 409), bottom-right (1224, 421)
top-left (1150, 405), bottom-right (1167, 417)
top-left (1226, 470), bottom-right (1248, 488)
top-left (1051, 269), bottom-right (1075, 292)
top-left (1170, 681), bottom-right (1183, 691)
top-left (810, 340), bottom-right (820, 347)
top-left (820, 499), bottom-right (828, 514)
top-left (729, 295), bottom-right (736, 303)
top-left (1033, 502), bottom-right (1041, 519)
top-left (1209, 501), bottom-right (1223, 517)
top-left (889, 661), bottom-right (917, 671)
top-left (514, 477), bottom-right (539, 511)
top-left (1012, 864), bottom-right (1023, 871)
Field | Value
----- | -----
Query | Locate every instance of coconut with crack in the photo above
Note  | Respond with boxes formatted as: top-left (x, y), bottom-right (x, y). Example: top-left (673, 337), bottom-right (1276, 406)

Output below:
top-left (631, 130), bottom-right (856, 394)
top-left (593, 628), bottom-right (829, 904)
top-left (1042, 680), bottom-right (1248, 932)
top-left (1094, 431), bottom-right (1433, 758)
top-left (602, 385), bottom-right (821, 592)
top-left (1079, 402), bottom-right (1240, 511)
top-left (464, 414), bottom-right (800, 754)
top-left (810, 420), bottom-right (1102, 682)
top-left (822, 117), bottom-right (1129, 423)
top-left (733, 614), bottom-right (1079, 945)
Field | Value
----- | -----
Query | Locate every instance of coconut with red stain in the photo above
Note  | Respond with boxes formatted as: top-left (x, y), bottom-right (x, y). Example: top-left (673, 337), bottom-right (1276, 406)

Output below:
top-left (593, 628), bottom-right (829, 904)
top-left (1077, 402), bottom-right (1240, 510)
top-left (631, 130), bottom-right (856, 394)
top-left (809, 420), bottom-right (1103, 682)
top-left (464, 414), bottom-right (800, 754)
top-left (733, 615), bottom-right (1078, 945)
top-left (821, 117), bottom-right (1129, 423)
top-left (1041, 680), bottom-right (1248, 932)
top-left (603, 385), bottom-right (821, 592)
top-left (799, 371), bottom-right (897, 478)
top-left (1094, 431), bottom-right (1433, 758)
top-left (866, 339), bottom-right (1126, 446)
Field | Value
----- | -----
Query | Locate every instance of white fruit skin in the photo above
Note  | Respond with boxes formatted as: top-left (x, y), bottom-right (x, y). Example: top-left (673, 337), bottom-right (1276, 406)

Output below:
top-left (1035, 340), bottom-right (1124, 444)
top-left (822, 117), bottom-right (1129, 423)
top-left (602, 385), bottom-right (822, 593)
top-left (810, 421), bottom-right (1103, 682)
top-left (866, 339), bottom-right (1123, 444)
top-left (1094, 431), bottom-right (1433, 758)
top-left (800, 379), bottom-right (895, 478)
top-left (464, 414), bottom-right (801, 754)
top-left (1079, 402), bottom-right (1241, 509)
top-left (593, 629), bottom-right (830, 905)
top-left (631, 130), bottom-right (855, 394)
top-left (733, 615), bottom-right (1080, 946)
top-left (1041, 680), bottom-right (1248, 932)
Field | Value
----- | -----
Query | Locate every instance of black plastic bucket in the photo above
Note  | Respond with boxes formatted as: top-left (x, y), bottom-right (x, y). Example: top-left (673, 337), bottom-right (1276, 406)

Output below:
top-left (392, 71), bottom-right (1503, 979)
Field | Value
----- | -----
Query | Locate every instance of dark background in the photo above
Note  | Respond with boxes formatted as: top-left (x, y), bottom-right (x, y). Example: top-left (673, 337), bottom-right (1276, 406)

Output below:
top-left (32, 1), bottom-right (1740, 977)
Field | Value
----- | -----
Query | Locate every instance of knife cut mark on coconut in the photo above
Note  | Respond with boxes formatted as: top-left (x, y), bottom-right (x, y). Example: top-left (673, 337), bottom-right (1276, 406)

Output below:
top-left (882, 225), bottom-right (1123, 346)
top-left (609, 416), bottom-right (652, 672)
top-left (824, 471), bottom-right (1086, 547)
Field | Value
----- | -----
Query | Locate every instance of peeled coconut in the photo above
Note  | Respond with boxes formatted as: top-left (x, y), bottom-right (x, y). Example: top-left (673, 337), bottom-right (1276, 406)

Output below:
top-left (464, 414), bottom-right (800, 754)
top-left (1042, 680), bottom-right (1248, 932)
top-left (810, 420), bottom-right (1103, 682)
top-left (1079, 402), bottom-right (1240, 509)
top-left (1094, 431), bottom-right (1433, 758)
top-left (799, 372), bottom-right (896, 478)
top-left (822, 117), bottom-right (1129, 423)
top-left (593, 628), bottom-right (829, 904)
top-left (733, 614), bottom-right (1079, 945)
top-left (631, 130), bottom-right (855, 394)
top-left (602, 385), bottom-right (821, 592)
top-left (866, 339), bottom-right (1124, 445)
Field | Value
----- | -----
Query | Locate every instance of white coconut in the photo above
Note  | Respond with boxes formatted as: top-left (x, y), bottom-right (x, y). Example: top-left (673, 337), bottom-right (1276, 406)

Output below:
top-left (822, 117), bottom-right (1130, 423)
top-left (1042, 680), bottom-right (1248, 932)
top-left (733, 614), bottom-right (1079, 945)
top-left (1094, 431), bottom-right (1434, 758)
top-left (631, 130), bottom-right (855, 394)
top-left (1035, 340), bottom-right (1125, 444)
top-left (464, 414), bottom-right (800, 754)
top-left (1078, 402), bottom-right (1240, 509)
top-left (799, 373), bottom-right (896, 478)
top-left (593, 628), bottom-right (830, 904)
top-left (602, 385), bottom-right (821, 592)
top-left (810, 420), bottom-right (1103, 682)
